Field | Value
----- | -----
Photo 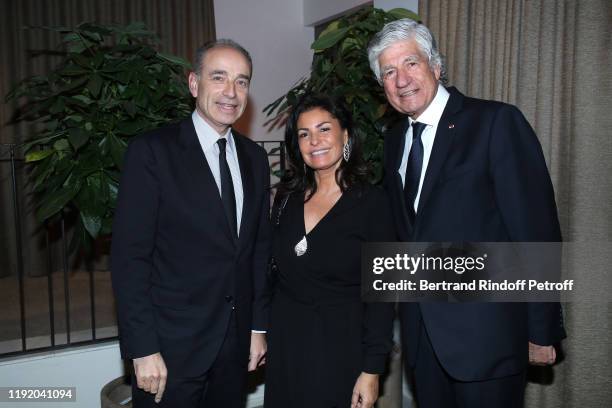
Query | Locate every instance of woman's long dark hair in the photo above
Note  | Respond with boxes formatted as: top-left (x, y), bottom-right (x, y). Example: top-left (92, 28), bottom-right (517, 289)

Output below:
top-left (276, 93), bottom-right (369, 201)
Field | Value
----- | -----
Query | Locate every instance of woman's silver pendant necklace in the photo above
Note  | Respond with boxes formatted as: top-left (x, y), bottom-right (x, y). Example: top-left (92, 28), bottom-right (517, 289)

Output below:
top-left (294, 235), bottom-right (308, 256)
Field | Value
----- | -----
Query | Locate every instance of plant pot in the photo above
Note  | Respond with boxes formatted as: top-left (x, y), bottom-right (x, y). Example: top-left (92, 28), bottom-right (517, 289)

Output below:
top-left (101, 376), bottom-right (132, 407)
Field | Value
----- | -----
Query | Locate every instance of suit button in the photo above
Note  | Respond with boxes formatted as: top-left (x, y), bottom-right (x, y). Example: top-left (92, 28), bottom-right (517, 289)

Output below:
top-left (225, 295), bottom-right (233, 303)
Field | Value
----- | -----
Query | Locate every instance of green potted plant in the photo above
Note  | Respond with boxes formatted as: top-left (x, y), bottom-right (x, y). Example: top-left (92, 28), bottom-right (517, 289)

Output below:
top-left (264, 7), bottom-right (419, 182)
top-left (6, 22), bottom-right (193, 250)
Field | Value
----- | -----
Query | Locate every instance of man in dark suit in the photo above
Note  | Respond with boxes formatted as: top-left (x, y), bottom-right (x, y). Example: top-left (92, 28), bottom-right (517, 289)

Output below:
top-left (367, 20), bottom-right (566, 407)
top-left (111, 39), bottom-right (271, 407)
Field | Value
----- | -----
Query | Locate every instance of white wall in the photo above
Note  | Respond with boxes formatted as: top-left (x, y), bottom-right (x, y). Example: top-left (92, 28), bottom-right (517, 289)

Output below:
top-left (214, 0), bottom-right (314, 142)
top-left (303, 0), bottom-right (372, 26)
top-left (0, 342), bottom-right (124, 408)
top-left (304, 0), bottom-right (419, 26)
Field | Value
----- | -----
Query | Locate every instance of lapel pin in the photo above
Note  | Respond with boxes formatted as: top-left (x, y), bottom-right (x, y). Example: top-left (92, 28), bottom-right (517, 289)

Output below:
top-left (448, 124), bottom-right (455, 129)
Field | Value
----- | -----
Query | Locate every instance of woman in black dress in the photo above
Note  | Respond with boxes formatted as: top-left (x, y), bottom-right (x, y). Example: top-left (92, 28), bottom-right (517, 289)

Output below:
top-left (264, 94), bottom-right (396, 408)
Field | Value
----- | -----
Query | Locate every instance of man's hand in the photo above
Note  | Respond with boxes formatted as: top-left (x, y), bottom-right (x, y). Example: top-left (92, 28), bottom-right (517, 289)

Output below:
top-left (248, 332), bottom-right (267, 371)
top-left (351, 372), bottom-right (379, 408)
top-left (133, 352), bottom-right (168, 403)
top-left (529, 342), bottom-right (557, 366)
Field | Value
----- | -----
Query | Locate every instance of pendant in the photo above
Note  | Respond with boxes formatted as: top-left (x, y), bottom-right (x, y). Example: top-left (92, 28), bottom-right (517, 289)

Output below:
top-left (294, 236), bottom-right (308, 256)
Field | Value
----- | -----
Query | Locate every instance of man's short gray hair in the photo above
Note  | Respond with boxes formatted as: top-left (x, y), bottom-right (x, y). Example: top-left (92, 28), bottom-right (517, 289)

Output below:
top-left (192, 39), bottom-right (253, 77)
top-left (367, 18), bottom-right (447, 85)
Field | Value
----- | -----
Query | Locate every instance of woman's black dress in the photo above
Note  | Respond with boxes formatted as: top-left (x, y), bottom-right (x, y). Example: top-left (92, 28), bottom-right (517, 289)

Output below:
top-left (264, 185), bottom-right (396, 408)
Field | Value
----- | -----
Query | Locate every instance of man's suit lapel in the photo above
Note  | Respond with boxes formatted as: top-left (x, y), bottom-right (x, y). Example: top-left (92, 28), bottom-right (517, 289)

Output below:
top-left (233, 130), bottom-right (254, 248)
top-left (417, 87), bottom-right (464, 215)
top-left (179, 119), bottom-right (236, 245)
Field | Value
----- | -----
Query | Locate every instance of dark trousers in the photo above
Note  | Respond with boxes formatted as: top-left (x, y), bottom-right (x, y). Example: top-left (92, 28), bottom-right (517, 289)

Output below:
top-left (132, 313), bottom-right (247, 408)
top-left (412, 320), bottom-right (526, 408)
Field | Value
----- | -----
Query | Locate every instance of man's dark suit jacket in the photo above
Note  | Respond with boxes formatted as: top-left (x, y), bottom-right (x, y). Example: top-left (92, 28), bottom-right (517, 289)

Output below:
top-left (111, 118), bottom-right (271, 378)
top-left (383, 87), bottom-right (566, 381)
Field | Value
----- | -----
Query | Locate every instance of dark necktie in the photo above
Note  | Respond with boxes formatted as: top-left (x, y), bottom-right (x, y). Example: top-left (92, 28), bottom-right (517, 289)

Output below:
top-left (217, 138), bottom-right (237, 238)
top-left (404, 121), bottom-right (426, 222)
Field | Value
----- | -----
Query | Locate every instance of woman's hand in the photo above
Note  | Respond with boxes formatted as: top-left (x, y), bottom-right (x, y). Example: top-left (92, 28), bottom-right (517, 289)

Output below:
top-left (351, 372), bottom-right (379, 408)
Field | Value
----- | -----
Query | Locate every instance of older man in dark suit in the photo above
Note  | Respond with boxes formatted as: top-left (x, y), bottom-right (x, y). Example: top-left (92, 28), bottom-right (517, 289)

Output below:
top-left (368, 19), bottom-right (566, 408)
top-left (111, 39), bottom-right (271, 407)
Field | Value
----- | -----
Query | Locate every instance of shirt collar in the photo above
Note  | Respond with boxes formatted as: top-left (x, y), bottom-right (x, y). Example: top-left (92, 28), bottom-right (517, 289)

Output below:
top-left (191, 110), bottom-right (234, 152)
top-left (409, 84), bottom-right (450, 128)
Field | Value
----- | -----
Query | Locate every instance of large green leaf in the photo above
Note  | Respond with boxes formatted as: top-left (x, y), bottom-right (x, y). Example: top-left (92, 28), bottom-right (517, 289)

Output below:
top-left (31, 155), bottom-right (57, 193)
top-left (87, 74), bottom-right (103, 98)
top-left (158, 53), bottom-right (191, 68)
top-left (78, 28), bottom-right (103, 43)
top-left (76, 177), bottom-right (107, 228)
top-left (340, 37), bottom-right (360, 53)
top-left (68, 219), bottom-right (91, 255)
top-left (36, 181), bottom-right (81, 221)
top-left (58, 65), bottom-right (90, 76)
top-left (71, 95), bottom-right (93, 105)
top-left (123, 100), bottom-right (137, 116)
top-left (317, 20), bottom-right (342, 39)
top-left (81, 212), bottom-right (102, 237)
top-left (63, 33), bottom-right (93, 53)
top-left (58, 76), bottom-right (89, 93)
top-left (25, 149), bottom-right (55, 162)
top-left (22, 132), bottom-right (66, 151)
top-left (134, 88), bottom-right (149, 107)
top-left (68, 128), bottom-right (90, 151)
top-left (311, 27), bottom-right (350, 51)
top-left (65, 114), bottom-right (83, 123)
top-left (33, 25), bottom-right (73, 33)
top-left (49, 98), bottom-right (66, 114)
top-left (53, 139), bottom-right (71, 151)
top-left (387, 8), bottom-right (420, 21)
top-left (62, 32), bottom-right (82, 45)
top-left (72, 149), bottom-right (103, 179)
top-left (116, 119), bottom-right (149, 135)
top-left (77, 22), bottom-right (112, 36)
top-left (108, 133), bottom-right (128, 168)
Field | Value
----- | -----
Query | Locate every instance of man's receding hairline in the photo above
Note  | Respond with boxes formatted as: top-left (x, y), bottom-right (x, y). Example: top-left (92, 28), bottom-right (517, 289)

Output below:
top-left (200, 45), bottom-right (252, 75)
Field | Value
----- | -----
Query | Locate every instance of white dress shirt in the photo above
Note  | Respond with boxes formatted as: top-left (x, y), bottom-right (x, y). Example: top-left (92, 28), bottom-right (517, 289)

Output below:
top-left (399, 84), bottom-right (450, 212)
top-left (191, 111), bottom-right (244, 235)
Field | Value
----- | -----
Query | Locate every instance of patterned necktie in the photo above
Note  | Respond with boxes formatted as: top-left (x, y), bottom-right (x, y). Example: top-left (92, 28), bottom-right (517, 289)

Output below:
top-left (404, 121), bottom-right (426, 222)
top-left (217, 138), bottom-right (237, 238)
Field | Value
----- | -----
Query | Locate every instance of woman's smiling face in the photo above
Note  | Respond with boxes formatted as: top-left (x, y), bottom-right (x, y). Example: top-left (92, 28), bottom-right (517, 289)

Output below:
top-left (297, 107), bottom-right (348, 173)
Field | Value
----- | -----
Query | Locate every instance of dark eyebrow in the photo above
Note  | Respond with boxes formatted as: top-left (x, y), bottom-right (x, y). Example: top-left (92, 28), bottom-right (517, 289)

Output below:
top-left (208, 70), bottom-right (250, 81)
top-left (297, 121), bottom-right (331, 132)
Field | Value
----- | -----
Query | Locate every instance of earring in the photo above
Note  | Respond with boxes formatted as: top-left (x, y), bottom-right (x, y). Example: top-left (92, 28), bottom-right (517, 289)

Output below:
top-left (343, 141), bottom-right (351, 162)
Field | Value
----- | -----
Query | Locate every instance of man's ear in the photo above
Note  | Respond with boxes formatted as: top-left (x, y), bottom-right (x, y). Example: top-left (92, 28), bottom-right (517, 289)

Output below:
top-left (188, 72), bottom-right (199, 98)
